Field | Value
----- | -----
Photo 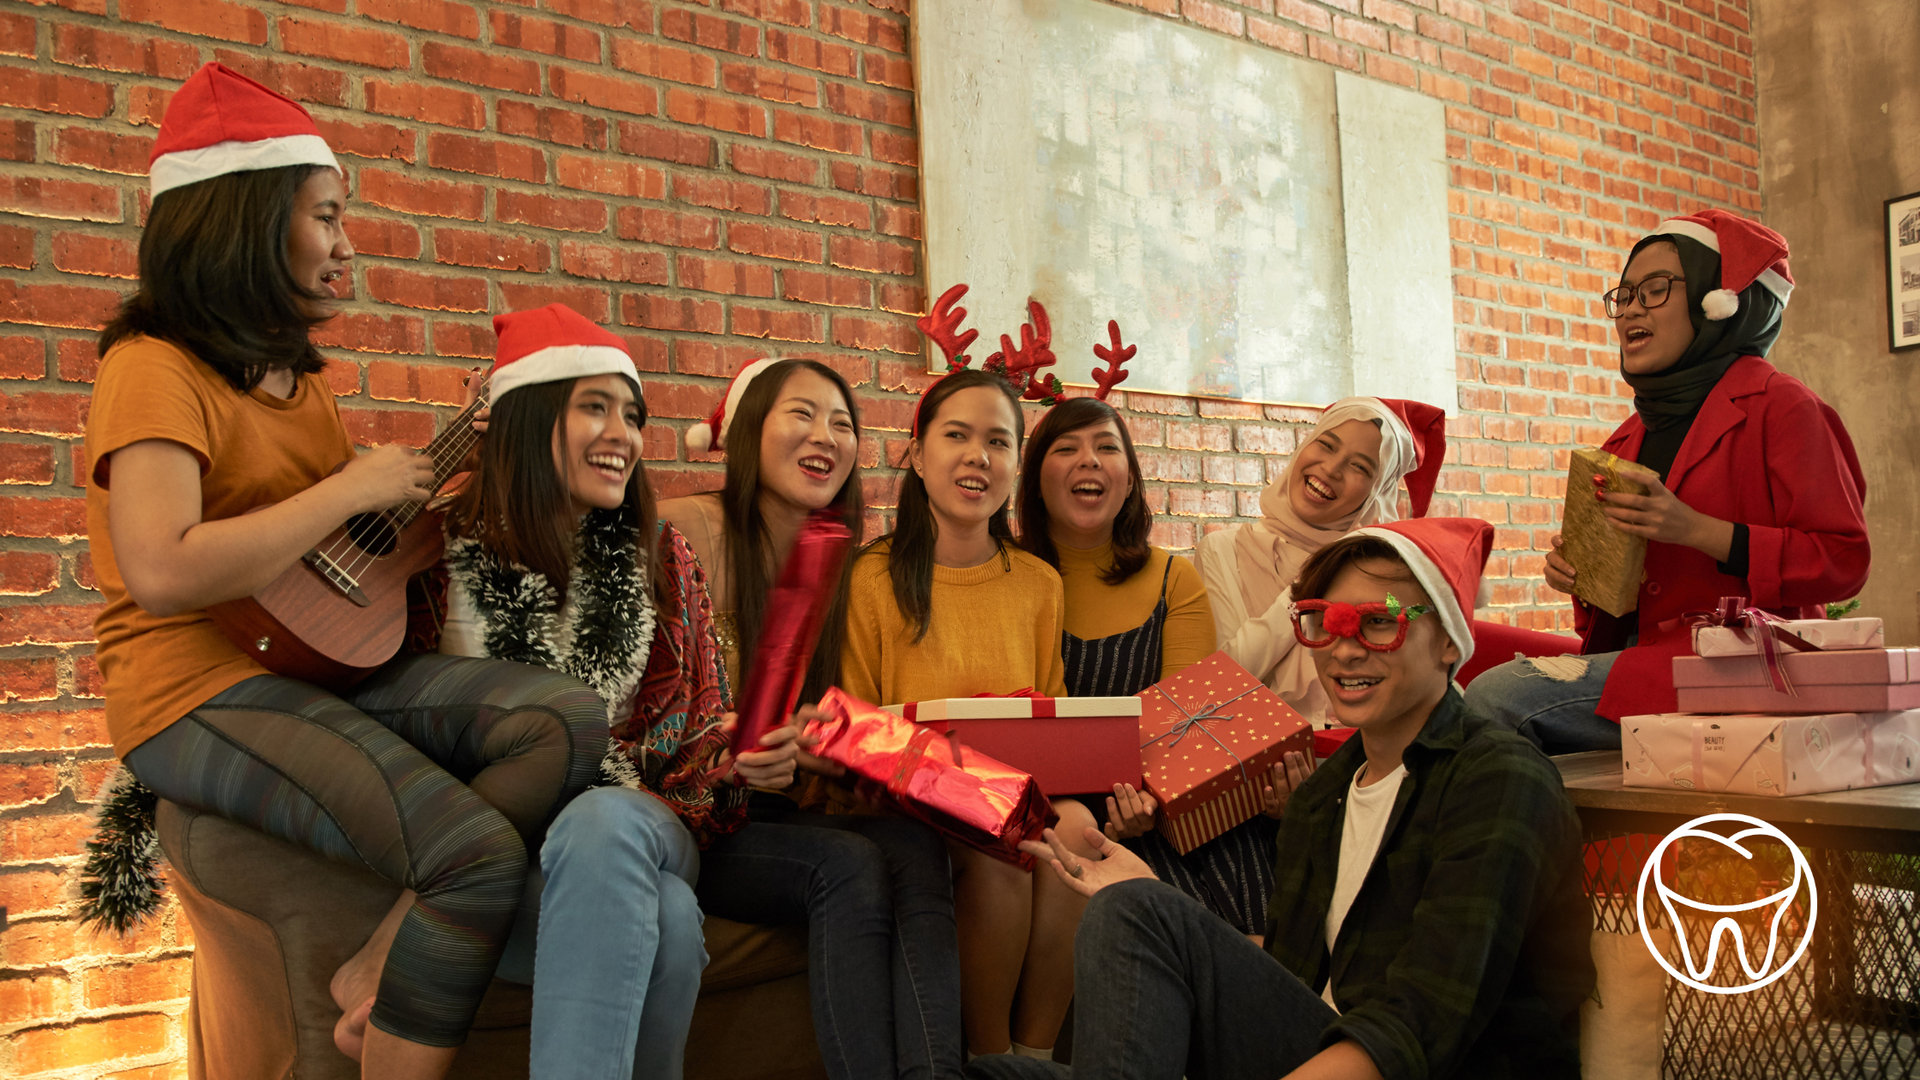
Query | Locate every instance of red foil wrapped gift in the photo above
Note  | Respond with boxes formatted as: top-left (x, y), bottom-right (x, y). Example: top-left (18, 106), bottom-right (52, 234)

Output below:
top-left (1138, 651), bottom-right (1312, 854)
top-left (729, 509), bottom-right (853, 757)
top-left (808, 688), bottom-right (1056, 868)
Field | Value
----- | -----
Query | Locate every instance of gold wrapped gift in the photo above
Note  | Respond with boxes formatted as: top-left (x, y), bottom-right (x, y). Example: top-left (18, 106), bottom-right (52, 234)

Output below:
top-left (1561, 448), bottom-right (1660, 616)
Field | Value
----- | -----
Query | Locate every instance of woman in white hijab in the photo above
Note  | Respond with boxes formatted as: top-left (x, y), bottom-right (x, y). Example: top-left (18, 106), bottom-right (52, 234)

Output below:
top-left (1098, 396), bottom-right (1444, 941)
top-left (1198, 396), bottom-right (1445, 721)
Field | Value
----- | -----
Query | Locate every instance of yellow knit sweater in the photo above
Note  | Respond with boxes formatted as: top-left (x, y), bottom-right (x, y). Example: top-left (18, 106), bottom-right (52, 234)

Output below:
top-left (840, 538), bottom-right (1068, 706)
top-left (1055, 543), bottom-right (1217, 681)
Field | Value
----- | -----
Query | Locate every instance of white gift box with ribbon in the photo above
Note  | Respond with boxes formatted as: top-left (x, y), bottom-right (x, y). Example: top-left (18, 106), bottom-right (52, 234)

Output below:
top-left (1693, 616), bottom-right (1884, 657)
top-left (1621, 709), bottom-right (1920, 796)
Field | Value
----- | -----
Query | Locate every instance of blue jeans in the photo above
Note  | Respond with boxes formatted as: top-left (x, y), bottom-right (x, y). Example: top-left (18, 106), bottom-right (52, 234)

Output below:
top-left (965, 880), bottom-right (1336, 1080)
top-left (697, 807), bottom-right (964, 1080)
top-left (500, 786), bottom-right (706, 1080)
top-left (1462, 650), bottom-right (1625, 755)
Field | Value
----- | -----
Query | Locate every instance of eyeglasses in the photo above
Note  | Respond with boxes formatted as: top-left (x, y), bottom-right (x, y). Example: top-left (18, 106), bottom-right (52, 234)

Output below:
top-left (1291, 594), bottom-right (1433, 652)
top-left (1602, 274), bottom-right (1685, 318)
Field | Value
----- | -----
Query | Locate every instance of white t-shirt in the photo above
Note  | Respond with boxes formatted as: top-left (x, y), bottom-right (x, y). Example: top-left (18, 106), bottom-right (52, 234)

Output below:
top-left (1321, 762), bottom-right (1408, 1010)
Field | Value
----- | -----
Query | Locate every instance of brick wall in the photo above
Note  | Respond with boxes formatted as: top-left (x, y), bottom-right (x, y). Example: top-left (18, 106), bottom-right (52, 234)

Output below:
top-left (0, 0), bottom-right (1757, 1073)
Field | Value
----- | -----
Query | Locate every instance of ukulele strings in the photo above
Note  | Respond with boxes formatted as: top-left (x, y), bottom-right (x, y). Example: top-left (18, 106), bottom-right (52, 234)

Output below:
top-left (316, 387), bottom-right (490, 582)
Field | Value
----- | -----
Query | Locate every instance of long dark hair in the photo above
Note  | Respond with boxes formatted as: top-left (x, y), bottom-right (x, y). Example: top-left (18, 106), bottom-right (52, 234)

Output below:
top-left (1017, 396), bottom-right (1151, 585)
top-left (446, 375), bottom-right (669, 610)
top-left (99, 164), bottom-right (333, 392)
top-left (716, 359), bottom-right (865, 703)
top-left (885, 368), bottom-right (1024, 641)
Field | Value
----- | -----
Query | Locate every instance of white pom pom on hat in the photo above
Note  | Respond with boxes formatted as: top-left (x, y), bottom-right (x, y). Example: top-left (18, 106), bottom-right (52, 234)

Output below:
top-left (1642, 208), bottom-right (1793, 322)
top-left (688, 357), bottom-right (782, 455)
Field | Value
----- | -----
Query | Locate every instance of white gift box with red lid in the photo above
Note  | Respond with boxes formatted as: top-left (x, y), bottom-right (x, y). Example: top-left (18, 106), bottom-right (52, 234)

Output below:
top-left (885, 696), bottom-right (1142, 796)
top-left (1621, 709), bottom-right (1920, 797)
top-left (1692, 616), bottom-right (1884, 657)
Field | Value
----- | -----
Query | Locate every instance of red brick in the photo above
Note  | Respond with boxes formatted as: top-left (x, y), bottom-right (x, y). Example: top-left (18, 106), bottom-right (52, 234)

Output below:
top-left (0, 761), bottom-right (63, 807)
top-left (723, 63), bottom-right (819, 106)
top-left (0, 11), bottom-right (29, 57)
top-left (423, 41), bottom-right (541, 95)
top-left (427, 132), bottom-right (547, 183)
top-left (0, 223), bottom-right (33, 270)
top-left (864, 51), bottom-right (913, 90)
top-left (549, 156), bottom-right (662, 201)
top-left (0, 492), bottom-right (86, 537)
top-left (51, 232), bottom-right (137, 279)
top-left (613, 40), bottom-right (717, 86)
top-left (365, 80), bottom-right (486, 131)
top-left (0, 66), bottom-right (113, 118)
top-left (432, 320), bottom-right (495, 359)
top-left (366, 266), bottom-right (489, 313)
top-left (0, 336), bottom-right (41, 378)
top-left (732, 305), bottom-right (824, 342)
top-left (877, 204), bottom-right (920, 239)
top-left (621, 333), bottom-right (670, 373)
top-left (779, 190), bottom-right (871, 229)
top-left (55, 338), bottom-right (97, 383)
top-left (673, 338), bottom-right (763, 377)
top-left (832, 315), bottom-right (917, 354)
top-left (360, 0), bottom-right (480, 37)
top-left (638, 379), bottom-right (720, 419)
top-left (209, 50), bottom-right (350, 107)
top-left (0, 550), bottom-right (59, 593)
top-left (676, 254), bottom-right (774, 297)
top-left (879, 283), bottom-right (925, 315)
top-left (661, 9), bottom-right (762, 57)
top-left (434, 228), bottom-right (548, 272)
top-left (616, 121), bottom-right (714, 167)
top-left (345, 217), bottom-right (422, 259)
top-left (0, 119), bottom-right (32, 162)
top-left (0, 280), bottom-right (120, 329)
top-left (828, 235), bottom-right (913, 275)
top-left (547, 0), bottom-right (653, 30)
top-left (820, 4), bottom-right (906, 52)
top-left (550, 66), bottom-right (659, 117)
top-left (729, 222), bottom-right (820, 263)
top-left (122, 0), bottom-right (268, 45)
top-left (359, 170), bottom-right (486, 221)
top-left (13, 1012), bottom-right (171, 1072)
top-left (367, 359), bottom-right (469, 405)
top-left (774, 110), bottom-right (862, 155)
top-left (561, 241), bottom-right (671, 285)
top-left (278, 16), bottom-right (410, 70)
top-left (498, 100), bottom-right (609, 150)
top-left (84, 957), bottom-right (193, 1009)
top-left (52, 25), bottom-right (200, 78)
top-left (664, 89), bottom-right (766, 137)
top-left (673, 174), bottom-right (768, 215)
top-left (497, 191), bottom-right (608, 234)
top-left (822, 82), bottom-right (912, 127)
top-left (315, 117), bottom-right (414, 162)
top-left (498, 282), bottom-right (610, 322)
top-left (614, 207), bottom-right (720, 249)
top-left (767, 29), bottom-right (858, 77)
top-left (733, 145), bottom-right (816, 184)
top-left (621, 294), bottom-right (724, 335)
top-left (310, 311), bottom-right (427, 354)
top-left (870, 130), bottom-right (917, 167)
top-left (339, 407), bottom-right (436, 448)
top-left (492, 11), bottom-right (603, 60)
top-left (0, 809), bottom-right (95, 860)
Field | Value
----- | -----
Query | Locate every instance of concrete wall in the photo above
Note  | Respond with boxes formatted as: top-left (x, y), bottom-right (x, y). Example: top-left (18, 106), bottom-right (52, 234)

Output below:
top-left (1757, 0), bottom-right (1920, 646)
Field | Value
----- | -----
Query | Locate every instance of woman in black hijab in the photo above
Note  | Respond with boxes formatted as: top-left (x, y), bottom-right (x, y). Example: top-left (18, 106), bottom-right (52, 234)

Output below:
top-left (1465, 209), bottom-right (1869, 753)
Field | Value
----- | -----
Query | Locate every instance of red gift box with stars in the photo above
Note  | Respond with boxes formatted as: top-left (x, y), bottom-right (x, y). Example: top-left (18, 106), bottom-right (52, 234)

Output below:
top-left (1138, 651), bottom-right (1313, 854)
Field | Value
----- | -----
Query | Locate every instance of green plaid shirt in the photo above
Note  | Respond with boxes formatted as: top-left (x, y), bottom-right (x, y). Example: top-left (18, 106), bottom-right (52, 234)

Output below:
top-left (1265, 688), bottom-right (1593, 1080)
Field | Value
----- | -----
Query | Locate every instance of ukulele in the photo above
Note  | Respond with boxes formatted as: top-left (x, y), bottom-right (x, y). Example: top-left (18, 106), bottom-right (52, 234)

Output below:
top-left (207, 385), bottom-right (488, 689)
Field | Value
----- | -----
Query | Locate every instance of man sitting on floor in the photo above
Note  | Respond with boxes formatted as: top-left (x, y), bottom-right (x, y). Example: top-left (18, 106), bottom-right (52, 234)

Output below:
top-left (980, 517), bottom-right (1593, 1080)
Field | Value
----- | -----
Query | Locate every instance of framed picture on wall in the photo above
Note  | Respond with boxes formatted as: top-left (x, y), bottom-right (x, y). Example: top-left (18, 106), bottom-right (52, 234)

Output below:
top-left (1887, 190), bottom-right (1920, 352)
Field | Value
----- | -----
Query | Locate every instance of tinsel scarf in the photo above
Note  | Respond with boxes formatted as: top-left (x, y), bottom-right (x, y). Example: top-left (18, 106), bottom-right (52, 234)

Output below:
top-left (445, 506), bottom-right (657, 789)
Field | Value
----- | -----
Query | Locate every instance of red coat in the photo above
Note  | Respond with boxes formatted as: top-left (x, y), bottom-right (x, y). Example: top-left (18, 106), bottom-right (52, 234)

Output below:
top-left (1578, 356), bottom-right (1870, 720)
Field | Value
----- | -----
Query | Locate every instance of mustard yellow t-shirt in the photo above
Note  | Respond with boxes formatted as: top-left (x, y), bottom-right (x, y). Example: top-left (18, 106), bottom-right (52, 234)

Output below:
top-left (85, 336), bottom-right (355, 755)
top-left (840, 538), bottom-right (1068, 706)
top-left (1055, 543), bottom-right (1216, 681)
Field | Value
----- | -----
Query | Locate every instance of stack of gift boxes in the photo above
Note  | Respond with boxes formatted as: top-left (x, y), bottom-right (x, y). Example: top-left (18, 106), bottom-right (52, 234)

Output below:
top-left (1623, 610), bottom-right (1920, 796)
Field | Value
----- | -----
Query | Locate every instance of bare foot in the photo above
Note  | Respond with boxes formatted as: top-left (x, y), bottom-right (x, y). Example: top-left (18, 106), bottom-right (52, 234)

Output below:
top-left (334, 996), bottom-right (373, 1061)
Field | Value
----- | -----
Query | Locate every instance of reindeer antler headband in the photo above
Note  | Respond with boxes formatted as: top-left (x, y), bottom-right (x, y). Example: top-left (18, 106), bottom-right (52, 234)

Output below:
top-left (912, 284), bottom-right (1064, 435)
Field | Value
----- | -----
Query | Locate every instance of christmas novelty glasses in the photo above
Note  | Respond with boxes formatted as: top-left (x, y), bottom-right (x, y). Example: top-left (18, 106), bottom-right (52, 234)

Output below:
top-left (1291, 594), bottom-right (1434, 652)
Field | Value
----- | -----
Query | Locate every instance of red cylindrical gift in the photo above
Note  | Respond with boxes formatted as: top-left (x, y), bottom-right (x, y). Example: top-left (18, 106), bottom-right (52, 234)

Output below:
top-left (728, 509), bottom-right (853, 757)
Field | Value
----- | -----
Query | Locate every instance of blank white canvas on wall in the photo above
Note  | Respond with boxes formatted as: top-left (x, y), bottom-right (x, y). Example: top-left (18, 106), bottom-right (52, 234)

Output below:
top-left (914, 0), bottom-right (1455, 412)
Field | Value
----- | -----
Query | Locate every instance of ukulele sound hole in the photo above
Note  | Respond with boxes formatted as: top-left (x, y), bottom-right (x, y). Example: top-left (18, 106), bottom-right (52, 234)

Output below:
top-left (344, 512), bottom-right (401, 557)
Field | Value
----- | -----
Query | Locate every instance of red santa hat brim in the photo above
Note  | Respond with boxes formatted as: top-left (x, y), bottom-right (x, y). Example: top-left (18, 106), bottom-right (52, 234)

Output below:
top-left (1353, 517), bottom-right (1494, 678)
top-left (489, 304), bottom-right (638, 401)
top-left (1645, 210), bottom-right (1793, 318)
top-left (687, 357), bottom-right (781, 454)
top-left (150, 64), bottom-right (340, 198)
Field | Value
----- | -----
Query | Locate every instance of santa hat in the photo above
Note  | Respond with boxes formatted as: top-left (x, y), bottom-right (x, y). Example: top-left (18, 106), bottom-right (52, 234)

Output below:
top-left (686, 357), bottom-right (782, 454)
top-left (149, 63), bottom-right (340, 199)
top-left (1643, 209), bottom-right (1793, 321)
top-left (1374, 398), bottom-right (1446, 518)
top-left (1352, 517), bottom-right (1493, 678)
top-left (489, 304), bottom-right (638, 402)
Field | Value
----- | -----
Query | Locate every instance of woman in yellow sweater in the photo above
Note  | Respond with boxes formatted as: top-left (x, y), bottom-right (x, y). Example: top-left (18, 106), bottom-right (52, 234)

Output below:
top-left (841, 367), bottom-right (1091, 1061)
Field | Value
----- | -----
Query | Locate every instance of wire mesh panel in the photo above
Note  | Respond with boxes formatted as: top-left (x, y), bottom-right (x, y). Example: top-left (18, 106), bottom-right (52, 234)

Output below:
top-left (1581, 830), bottom-right (1920, 1079)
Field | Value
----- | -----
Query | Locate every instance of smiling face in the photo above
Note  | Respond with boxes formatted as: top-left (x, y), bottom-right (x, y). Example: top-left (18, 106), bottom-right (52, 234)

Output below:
top-left (286, 169), bottom-right (353, 317)
top-left (552, 373), bottom-right (643, 517)
top-left (1288, 418), bottom-right (1384, 526)
top-left (909, 383), bottom-right (1021, 531)
top-left (1615, 241), bottom-right (1697, 376)
top-left (756, 367), bottom-right (857, 515)
top-left (1310, 557), bottom-right (1458, 732)
top-left (1037, 418), bottom-right (1133, 548)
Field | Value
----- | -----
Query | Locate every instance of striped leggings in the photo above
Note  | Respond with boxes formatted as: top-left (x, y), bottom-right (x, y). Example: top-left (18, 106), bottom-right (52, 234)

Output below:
top-left (123, 653), bottom-right (605, 1047)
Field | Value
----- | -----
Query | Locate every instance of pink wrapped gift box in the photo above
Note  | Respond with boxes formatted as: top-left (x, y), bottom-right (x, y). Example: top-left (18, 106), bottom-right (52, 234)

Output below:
top-left (888, 696), bottom-right (1143, 796)
top-left (1693, 616), bottom-right (1883, 657)
top-left (1676, 651), bottom-right (1920, 715)
top-left (1622, 710), bottom-right (1920, 796)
